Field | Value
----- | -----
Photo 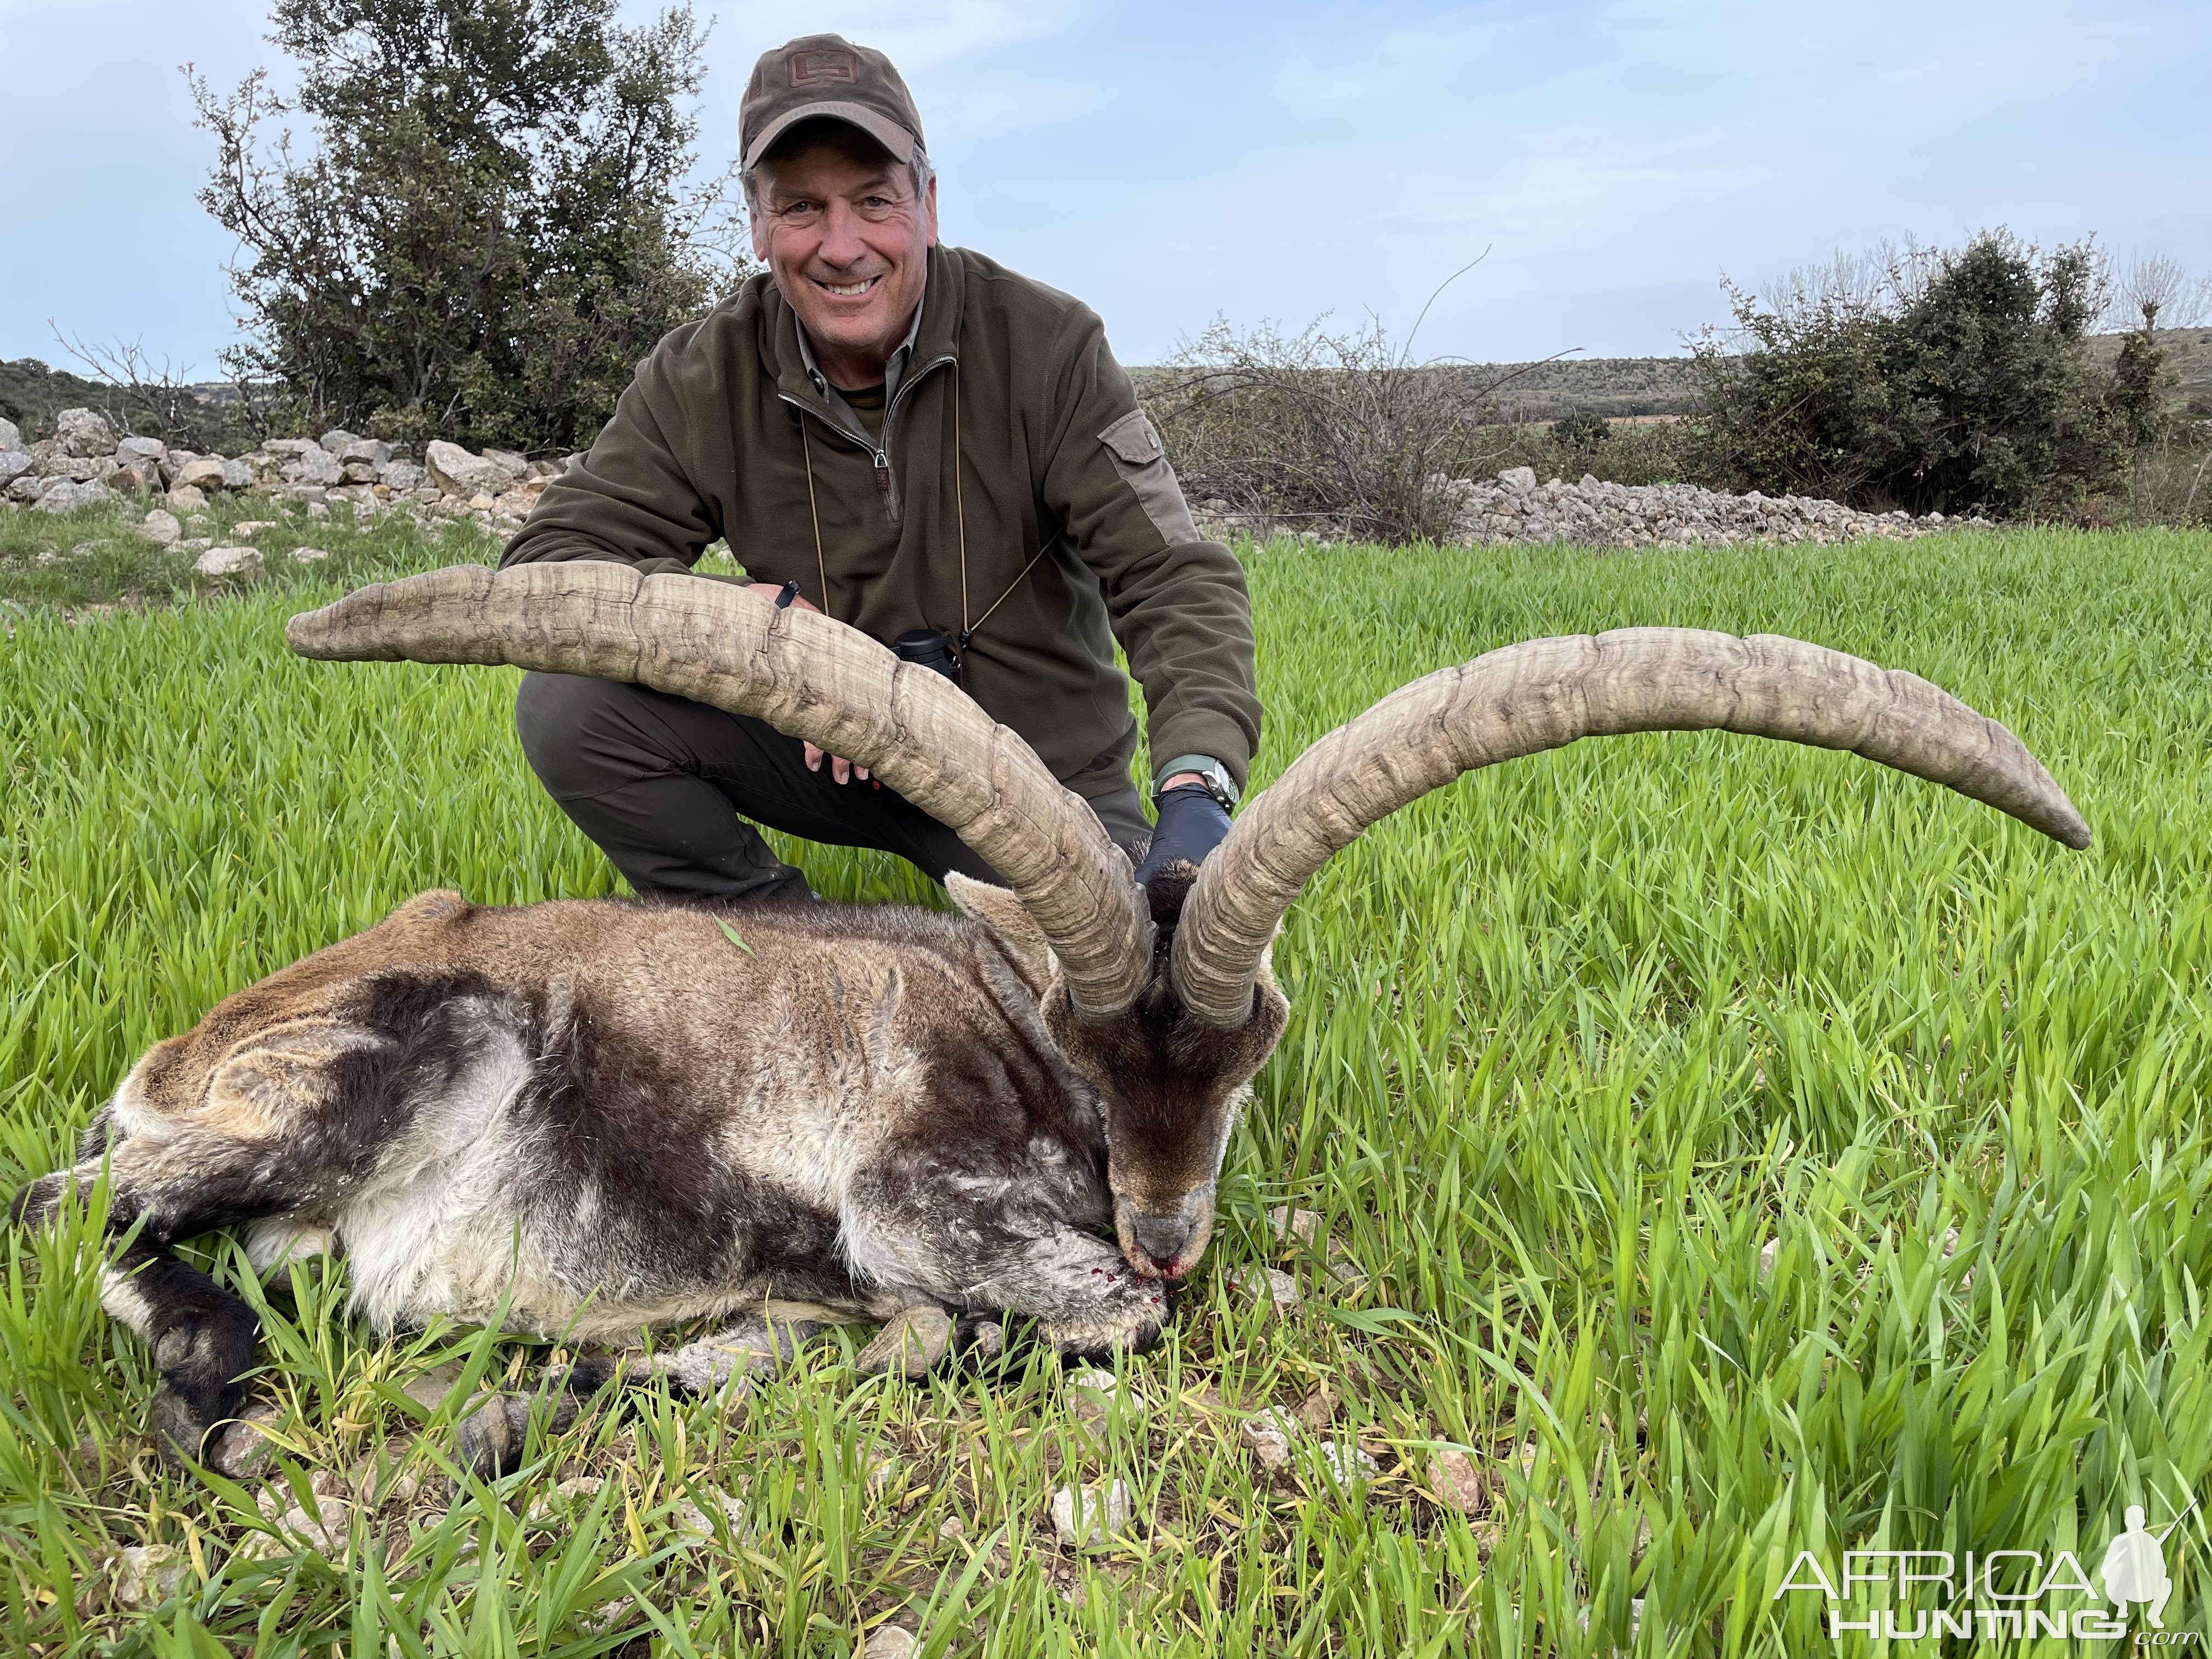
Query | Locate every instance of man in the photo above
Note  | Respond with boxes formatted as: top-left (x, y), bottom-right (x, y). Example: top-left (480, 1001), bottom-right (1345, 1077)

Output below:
top-left (503, 32), bottom-right (1259, 904)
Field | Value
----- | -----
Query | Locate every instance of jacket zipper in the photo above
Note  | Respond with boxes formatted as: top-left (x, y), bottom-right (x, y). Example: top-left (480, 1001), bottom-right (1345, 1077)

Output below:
top-left (779, 351), bottom-right (955, 528)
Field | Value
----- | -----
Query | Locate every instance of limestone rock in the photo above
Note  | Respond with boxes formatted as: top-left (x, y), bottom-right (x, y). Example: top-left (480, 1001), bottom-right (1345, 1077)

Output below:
top-left (0, 417), bottom-right (18, 449)
top-left (524, 1474), bottom-right (606, 1525)
top-left (34, 478), bottom-right (112, 514)
top-left (1269, 1206), bottom-right (1324, 1247)
top-left (338, 436), bottom-right (394, 466)
top-left (194, 545), bottom-right (264, 578)
top-left (208, 1402), bottom-right (284, 1477)
top-left (856, 1305), bottom-right (952, 1377)
top-left (289, 546), bottom-right (331, 564)
top-left (112, 1543), bottom-right (188, 1609)
top-left (231, 520), bottom-right (280, 536)
top-left (1051, 1477), bottom-right (1134, 1547)
top-left (425, 439), bottom-right (514, 498)
top-left (383, 459), bottom-right (427, 493)
top-left (0, 448), bottom-right (34, 487)
top-left (264, 438), bottom-right (321, 458)
top-left (56, 407), bottom-right (117, 458)
top-left (137, 509), bottom-right (183, 548)
top-left (1240, 1407), bottom-right (1299, 1471)
top-left (318, 428), bottom-right (362, 455)
top-left (1316, 1441), bottom-right (1379, 1489)
top-left (672, 1487), bottom-right (748, 1544)
top-left (341, 460), bottom-right (381, 484)
top-left (1497, 465), bottom-right (1538, 492)
top-left (1228, 1265), bottom-right (1301, 1314)
top-left (109, 464), bottom-right (157, 495)
top-left (219, 458), bottom-right (256, 490)
top-left (863, 1625), bottom-right (917, 1659)
top-left (286, 448), bottom-right (345, 487)
top-left (115, 436), bottom-right (166, 467)
top-left (7, 474), bottom-right (49, 504)
top-left (1068, 1365), bottom-right (1126, 1424)
top-left (166, 485), bottom-right (208, 511)
top-left (1429, 1447), bottom-right (1483, 1513)
top-left (174, 457), bottom-right (226, 492)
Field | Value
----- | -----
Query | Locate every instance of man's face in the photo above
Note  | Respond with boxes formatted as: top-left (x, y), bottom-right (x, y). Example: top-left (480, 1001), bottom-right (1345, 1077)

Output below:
top-left (751, 134), bottom-right (938, 381)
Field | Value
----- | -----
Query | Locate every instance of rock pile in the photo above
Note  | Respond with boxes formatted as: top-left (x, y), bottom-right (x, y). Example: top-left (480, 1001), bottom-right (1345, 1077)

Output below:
top-left (1194, 466), bottom-right (1987, 550)
top-left (0, 409), bottom-right (575, 534)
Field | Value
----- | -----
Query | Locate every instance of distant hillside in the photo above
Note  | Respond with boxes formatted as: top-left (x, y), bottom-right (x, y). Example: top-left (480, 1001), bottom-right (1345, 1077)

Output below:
top-left (1447, 354), bottom-right (1698, 420)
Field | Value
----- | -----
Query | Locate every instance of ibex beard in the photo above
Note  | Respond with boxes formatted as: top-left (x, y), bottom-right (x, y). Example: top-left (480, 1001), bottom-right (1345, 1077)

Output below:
top-left (10, 561), bottom-right (2091, 1477)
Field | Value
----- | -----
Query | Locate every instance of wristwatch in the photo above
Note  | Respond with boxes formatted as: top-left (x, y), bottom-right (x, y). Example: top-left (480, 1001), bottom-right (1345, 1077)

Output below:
top-left (1152, 753), bottom-right (1240, 810)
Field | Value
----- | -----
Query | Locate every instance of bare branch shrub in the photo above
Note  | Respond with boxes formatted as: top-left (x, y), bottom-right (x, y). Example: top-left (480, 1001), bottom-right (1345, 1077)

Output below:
top-left (1146, 314), bottom-right (1510, 545)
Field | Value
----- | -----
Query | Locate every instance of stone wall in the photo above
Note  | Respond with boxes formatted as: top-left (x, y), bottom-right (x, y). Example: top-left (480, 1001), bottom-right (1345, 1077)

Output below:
top-left (0, 408), bottom-right (573, 535)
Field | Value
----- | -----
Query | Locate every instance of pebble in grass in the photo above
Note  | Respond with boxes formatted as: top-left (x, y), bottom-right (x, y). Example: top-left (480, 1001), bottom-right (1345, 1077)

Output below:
top-left (1227, 1264), bottom-right (1301, 1315)
top-left (1269, 1205), bottom-right (1325, 1247)
top-left (1240, 1406), bottom-right (1300, 1471)
top-left (194, 545), bottom-right (263, 578)
top-left (113, 1543), bottom-right (189, 1609)
top-left (136, 509), bottom-right (182, 549)
top-left (863, 1626), bottom-right (918, 1659)
top-left (1051, 1478), bottom-right (1135, 1547)
top-left (1314, 1441), bottom-right (1380, 1491)
top-left (209, 1401), bottom-right (285, 1479)
top-left (290, 546), bottom-right (331, 564)
top-left (1068, 1365), bottom-right (1127, 1424)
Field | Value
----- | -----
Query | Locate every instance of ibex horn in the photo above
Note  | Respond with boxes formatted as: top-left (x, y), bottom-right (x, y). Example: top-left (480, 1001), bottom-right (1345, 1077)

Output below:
top-left (1171, 628), bottom-right (2090, 1028)
top-left (286, 561), bottom-right (1156, 1017)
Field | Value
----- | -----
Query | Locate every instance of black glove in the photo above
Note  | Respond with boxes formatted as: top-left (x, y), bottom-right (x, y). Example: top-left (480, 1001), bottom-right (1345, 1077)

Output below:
top-left (1135, 783), bottom-right (1233, 886)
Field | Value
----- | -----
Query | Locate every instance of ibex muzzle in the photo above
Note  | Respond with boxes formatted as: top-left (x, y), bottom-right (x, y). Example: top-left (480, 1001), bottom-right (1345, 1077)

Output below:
top-left (14, 562), bottom-right (2088, 1470)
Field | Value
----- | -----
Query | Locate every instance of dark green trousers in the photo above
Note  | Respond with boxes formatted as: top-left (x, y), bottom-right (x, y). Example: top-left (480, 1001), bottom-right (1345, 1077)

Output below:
top-left (515, 672), bottom-right (1152, 903)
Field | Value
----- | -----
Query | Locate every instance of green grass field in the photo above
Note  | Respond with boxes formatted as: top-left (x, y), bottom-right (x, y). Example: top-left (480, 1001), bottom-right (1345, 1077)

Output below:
top-left (4, 515), bottom-right (2210, 1655)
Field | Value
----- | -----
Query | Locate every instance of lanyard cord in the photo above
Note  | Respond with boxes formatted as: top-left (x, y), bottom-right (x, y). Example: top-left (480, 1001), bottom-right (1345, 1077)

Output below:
top-left (799, 419), bottom-right (832, 619)
top-left (795, 362), bottom-right (1047, 652)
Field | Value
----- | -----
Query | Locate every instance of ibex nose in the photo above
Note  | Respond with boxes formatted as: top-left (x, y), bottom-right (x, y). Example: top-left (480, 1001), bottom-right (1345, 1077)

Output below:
top-left (1131, 1212), bottom-right (1195, 1271)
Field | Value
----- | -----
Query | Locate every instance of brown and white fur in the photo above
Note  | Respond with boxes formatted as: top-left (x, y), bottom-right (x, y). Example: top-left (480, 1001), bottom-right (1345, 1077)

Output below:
top-left (10, 865), bottom-right (1283, 1471)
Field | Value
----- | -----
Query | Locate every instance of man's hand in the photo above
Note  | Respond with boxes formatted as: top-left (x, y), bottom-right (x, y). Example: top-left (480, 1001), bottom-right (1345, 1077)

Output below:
top-left (746, 582), bottom-right (871, 785)
top-left (1133, 780), bottom-right (1232, 885)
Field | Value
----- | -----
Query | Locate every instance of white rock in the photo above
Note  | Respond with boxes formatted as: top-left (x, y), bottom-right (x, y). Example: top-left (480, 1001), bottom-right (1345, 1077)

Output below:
top-left (166, 485), bottom-right (208, 511)
top-left (231, 520), bottom-right (280, 535)
top-left (1315, 1441), bottom-right (1379, 1489)
top-left (116, 436), bottom-right (166, 466)
top-left (194, 545), bottom-right (264, 578)
top-left (174, 456), bottom-right (227, 492)
top-left (856, 1304), bottom-right (952, 1376)
top-left (0, 449), bottom-right (35, 488)
top-left (0, 416), bottom-right (19, 449)
top-left (208, 1401), bottom-right (284, 1476)
top-left (219, 458), bottom-right (256, 490)
top-left (289, 546), bottom-right (331, 564)
top-left (425, 439), bottom-right (514, 498)
top-left (1240, 1407), bottom-right (1299, 1470)
top-left (383, 459), bottom-right (427, 493)
top-left (1068, 1365), bottom-right (1124, 1423)
top-left (263, 438), bottom-right (321, 458)
top-left (1497, 466), bottom-right (1538, 492)
top-left (33, 478), bottom-right (112, 514)
top-left (318, 428), bottom-right (362, 454)
top-left (1051, 1478), bottom-right (1134, 1547)
top-left (862, 1625), bottom-right (917, 1659)
top-left (286, 449), bottom-right (346, 487)
top-left (1269, 1205), bottom-right (1324, 1246)
top-left (672, 1487), bottom-right (748, 1544)
top-left (56, 407), bottom-right (117, 458)
top-left (338, 436), bottom-right (394, 466)
top-left (1228, 1265), bottom-right (1302, 1312)
top-left (112, 1543), bottom-right (188, 1609)
top-left (524, 1474), bottom-right (606, 1525)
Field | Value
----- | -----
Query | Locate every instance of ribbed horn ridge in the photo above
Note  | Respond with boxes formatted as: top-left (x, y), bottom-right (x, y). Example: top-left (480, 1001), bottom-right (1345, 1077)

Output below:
top-left (287, 562), bottom-right (1156, 1016)
top-left (1170, 627), bottom-right (2091, 1028)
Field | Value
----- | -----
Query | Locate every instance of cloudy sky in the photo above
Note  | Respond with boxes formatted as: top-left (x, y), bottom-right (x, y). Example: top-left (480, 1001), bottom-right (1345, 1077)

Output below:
top-left (1, 0), bottom-right (2205, 378)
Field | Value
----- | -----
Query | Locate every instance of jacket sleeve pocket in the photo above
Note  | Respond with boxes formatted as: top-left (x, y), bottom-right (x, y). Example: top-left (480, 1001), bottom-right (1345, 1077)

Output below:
top-left (1098, 409), bottom-right (1203, 548)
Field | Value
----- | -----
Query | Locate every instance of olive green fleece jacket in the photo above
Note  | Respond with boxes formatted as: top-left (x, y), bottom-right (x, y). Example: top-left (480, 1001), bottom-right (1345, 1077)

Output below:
top-left (500, 244), bottom-right (1261, 800)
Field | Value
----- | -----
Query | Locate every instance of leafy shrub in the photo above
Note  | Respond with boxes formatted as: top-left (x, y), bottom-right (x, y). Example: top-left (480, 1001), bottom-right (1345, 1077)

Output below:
top-left (1688, 231), bottom-right (2141, 517)
top-left (191, 0), bottom-right (751, 455)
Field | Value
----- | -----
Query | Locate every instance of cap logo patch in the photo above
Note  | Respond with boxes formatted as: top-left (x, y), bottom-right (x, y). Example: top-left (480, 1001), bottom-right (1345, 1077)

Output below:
top-left (789, 49), bottom-right (857, 87)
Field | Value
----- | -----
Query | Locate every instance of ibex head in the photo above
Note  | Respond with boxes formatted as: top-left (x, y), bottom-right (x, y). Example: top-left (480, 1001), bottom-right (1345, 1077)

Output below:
top-left (290, 563), bottom-right (2091, 1284)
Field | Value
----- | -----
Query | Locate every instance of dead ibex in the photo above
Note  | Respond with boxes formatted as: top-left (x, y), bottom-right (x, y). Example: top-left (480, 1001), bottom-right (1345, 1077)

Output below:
top-left (11, 562), bottom-right (2091, 1474)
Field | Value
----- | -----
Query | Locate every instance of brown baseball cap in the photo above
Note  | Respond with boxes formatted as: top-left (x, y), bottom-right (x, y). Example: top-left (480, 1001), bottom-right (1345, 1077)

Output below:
top-left (740, 34), bottom-right (926, 174)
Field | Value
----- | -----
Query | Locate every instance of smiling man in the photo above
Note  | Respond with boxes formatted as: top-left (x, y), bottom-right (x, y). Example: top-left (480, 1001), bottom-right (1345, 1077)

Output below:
top-left (501, 33), bottom-right (1260, 904)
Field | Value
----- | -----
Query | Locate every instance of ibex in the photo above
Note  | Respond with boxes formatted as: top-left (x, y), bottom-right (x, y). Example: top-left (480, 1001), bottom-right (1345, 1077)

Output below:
top-left (11, 562), bottom-right (2090, 1475)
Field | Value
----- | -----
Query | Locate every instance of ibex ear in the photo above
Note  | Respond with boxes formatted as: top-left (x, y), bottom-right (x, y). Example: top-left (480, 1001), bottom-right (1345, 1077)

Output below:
top-left (944, 874), bottom-right (1055, 979)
